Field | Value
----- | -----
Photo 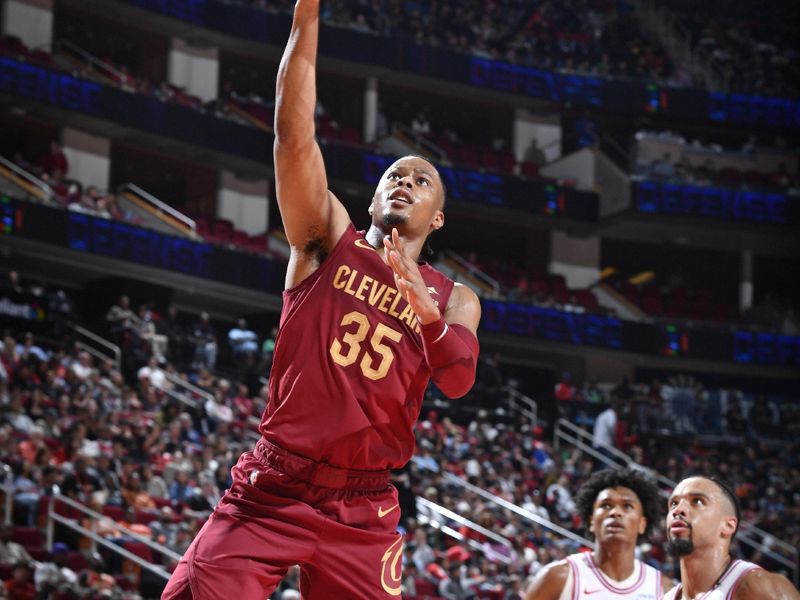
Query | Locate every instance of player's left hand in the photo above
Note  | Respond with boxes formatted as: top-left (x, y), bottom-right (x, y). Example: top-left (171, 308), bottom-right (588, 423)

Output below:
top-left (383, 228), bottom-right (440, 325)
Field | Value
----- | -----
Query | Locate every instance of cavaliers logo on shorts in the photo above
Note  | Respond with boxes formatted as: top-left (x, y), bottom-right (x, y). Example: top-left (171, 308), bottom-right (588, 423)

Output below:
top-left (380, 536), bottom-right (404, 596)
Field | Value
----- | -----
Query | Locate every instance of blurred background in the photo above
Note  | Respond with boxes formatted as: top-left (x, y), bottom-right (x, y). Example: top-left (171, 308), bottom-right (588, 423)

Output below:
top-left (0, 0), bottom-right (797, 598)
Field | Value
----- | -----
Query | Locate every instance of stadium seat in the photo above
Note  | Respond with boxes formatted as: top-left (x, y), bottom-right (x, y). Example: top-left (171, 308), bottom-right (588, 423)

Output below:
top-left (248, 233), bottom-right (269, 254)
top-left (13, 526), bottom-right (45, 549)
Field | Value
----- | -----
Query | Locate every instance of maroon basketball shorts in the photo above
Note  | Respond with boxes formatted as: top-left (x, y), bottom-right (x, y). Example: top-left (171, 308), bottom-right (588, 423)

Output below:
top-left (161, 439), bottom-right (405, 600)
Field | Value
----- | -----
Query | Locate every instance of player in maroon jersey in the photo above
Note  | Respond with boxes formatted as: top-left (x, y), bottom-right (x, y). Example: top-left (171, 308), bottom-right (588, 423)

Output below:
top-left (160, 1), bottom-right (481, 599)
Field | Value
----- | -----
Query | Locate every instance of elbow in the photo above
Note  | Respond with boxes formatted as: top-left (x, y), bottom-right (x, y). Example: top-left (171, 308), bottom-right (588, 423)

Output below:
top-left (432, 367), bottom-right (476, 400)
top-left (439, 382), bottom-right (474, 400)
top-left (273, 130), bottom-right (313, 153)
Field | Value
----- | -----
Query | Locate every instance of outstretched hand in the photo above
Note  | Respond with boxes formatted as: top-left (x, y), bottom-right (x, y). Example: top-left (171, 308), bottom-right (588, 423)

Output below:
top-left (383, 228), bottom-right (440, 325)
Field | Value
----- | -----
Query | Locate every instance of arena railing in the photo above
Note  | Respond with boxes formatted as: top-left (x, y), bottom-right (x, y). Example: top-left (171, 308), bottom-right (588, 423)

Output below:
top-left (67, 322), bottom-right (122, 372)
top-left (416, 496), bottom-right (514, 565)
top-left (438, 250), bottom-right (501, 299)
top-left (391, 123), bottom-right (447, 163)
top-left (162, 372), bottom-right (261, 441)
top-left (1, 464), bottom-right (13, 525)
top-left (504, 385), bottom-right (538, 423)
top-left (119, 183), bottom-right (198, 239)
top-left (553, 418), bottom-right (799, 585)
top-left (45, 494), bottom-right (181, 582)
top-left (54, 40), bottom-right (128, 88)
top-left (0, 155), bottom-right (55, 204)
top-left (442, 472), bottom-right (594, 551)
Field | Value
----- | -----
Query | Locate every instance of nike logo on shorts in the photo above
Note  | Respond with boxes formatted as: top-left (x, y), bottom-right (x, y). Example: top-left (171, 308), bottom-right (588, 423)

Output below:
top-left (378, 504), bottom-right (399, 518)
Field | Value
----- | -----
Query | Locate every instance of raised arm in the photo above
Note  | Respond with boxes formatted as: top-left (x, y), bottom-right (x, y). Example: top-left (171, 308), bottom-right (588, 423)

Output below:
top-left (273, 0), bottom-right (349, 288)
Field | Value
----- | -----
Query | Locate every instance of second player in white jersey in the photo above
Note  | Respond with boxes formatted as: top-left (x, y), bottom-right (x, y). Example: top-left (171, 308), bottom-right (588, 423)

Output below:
top-left (560, 551), bottom-right (663, 600)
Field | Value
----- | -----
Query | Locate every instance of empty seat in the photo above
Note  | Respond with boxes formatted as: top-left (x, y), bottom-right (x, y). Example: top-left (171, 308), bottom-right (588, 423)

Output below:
top-left (13, 526), bottom-right (45, 549)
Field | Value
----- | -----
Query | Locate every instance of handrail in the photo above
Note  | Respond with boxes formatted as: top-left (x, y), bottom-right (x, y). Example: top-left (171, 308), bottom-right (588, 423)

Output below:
top-left (121, 183), bottom-right (196, 233)
top-left (442, 472), bottom-right (594, 550)
top-left (504, 385), bottom-right (537, 423)
top-left (553, 419), bottom-right (798, 583)
top-left (392, 122), bottom-right (447, 162)
top-left (417, 497), bottom-right (512, 549)
top-left (1, 464), bottom-right (13, 525)
top-left (163, 372), bottom-right (214, 406)
top-left (441, 250), bottom-right (501, 298)
top-left (161, 384), bottom-right (200, 410)
top-left (226, 100), bottom-right (273, 133)
top-left (68, 323), bottom-right (121, 372)
top-left (56, 39), bottom-right (127, 84)
top-left (416, 497), bottom-right (513, 565)
top-left (161, 372), bottom-right (259, 441)
top-left (75, 341), bottom-right (115, 370)
top-left (46, 495), bottom-right (180, 582)
top-left (0, 155), bottom-right (54, 203)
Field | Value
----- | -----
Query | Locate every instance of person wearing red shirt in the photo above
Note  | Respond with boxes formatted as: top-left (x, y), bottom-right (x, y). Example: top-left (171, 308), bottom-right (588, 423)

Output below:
top-left (161, 1), bottom-right (481, 598)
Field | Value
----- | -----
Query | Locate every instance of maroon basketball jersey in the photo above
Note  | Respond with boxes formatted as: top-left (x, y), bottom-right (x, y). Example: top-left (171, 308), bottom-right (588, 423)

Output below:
top-left (260, 224), bottom-right (455, 471)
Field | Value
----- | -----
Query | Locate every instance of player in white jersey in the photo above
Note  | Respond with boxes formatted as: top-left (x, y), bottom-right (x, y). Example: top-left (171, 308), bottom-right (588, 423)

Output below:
top-left (525, 468), bottom-right (674, 600)
top-left (664, 476), bottom-right (799, 600)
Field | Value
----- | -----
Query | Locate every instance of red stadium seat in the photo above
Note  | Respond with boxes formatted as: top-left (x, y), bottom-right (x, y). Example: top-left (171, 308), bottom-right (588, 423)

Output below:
top-left (13, 526), bottom-right (45, 549)
top-left (232, 229), bottom-right (250, 248)
top-left (102, 505), bottom-right (126, 521)
top-left (248, 233), bottom-right (269, 254)
top-left (121, 540), bottom-right (153, 562)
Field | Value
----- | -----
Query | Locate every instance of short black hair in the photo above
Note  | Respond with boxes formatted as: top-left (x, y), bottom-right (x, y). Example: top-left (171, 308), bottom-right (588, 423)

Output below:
top-left (575, 468), bottom-right (661, 541)
top-left (700, 475), bottom-right (741, 538)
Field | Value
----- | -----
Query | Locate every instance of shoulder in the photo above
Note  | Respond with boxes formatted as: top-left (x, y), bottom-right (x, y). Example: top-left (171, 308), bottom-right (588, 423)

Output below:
top-left (441, 283), bottom-right (481, 335)
top-left (735, 568), bottom-right (800, 600)
top-left (444, 283), bottom-right (481, 318)
top-left (525, 559), bottom-right (570, 600)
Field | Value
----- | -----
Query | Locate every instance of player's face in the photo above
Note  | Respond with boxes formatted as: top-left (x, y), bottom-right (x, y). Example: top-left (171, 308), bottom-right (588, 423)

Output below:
top-left (666, 477), bottom-right (737, 555)
top-left (589, 487), bottom-right (646, 545)
top-left (370, 156), bottom-right (444, 235)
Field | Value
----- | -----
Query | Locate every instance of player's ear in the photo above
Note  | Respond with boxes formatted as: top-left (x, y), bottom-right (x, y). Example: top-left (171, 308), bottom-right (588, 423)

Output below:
top-left (639, 516), bottom-right (647, 536)
top-left (720, 516), bottom-right (737, 540)
top-left (368, 198), bottom-right (374, 216)
top-left (430, 209), bottom-right (444, 232)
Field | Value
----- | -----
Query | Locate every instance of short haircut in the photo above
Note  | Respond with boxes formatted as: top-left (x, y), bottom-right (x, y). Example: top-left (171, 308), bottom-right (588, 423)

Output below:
top-left (574, 467), bottom-right (661, 540)
top-left (701, 475), bottom-right (741, 538)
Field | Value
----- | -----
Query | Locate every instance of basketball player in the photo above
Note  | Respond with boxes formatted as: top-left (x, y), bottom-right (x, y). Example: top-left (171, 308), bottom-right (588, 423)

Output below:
top-left (525, 468), bottom-right (673, 599)
top-left (161, 1), bottom-right (480, 598)
top-left (663, 475), bottom-right (799, 599)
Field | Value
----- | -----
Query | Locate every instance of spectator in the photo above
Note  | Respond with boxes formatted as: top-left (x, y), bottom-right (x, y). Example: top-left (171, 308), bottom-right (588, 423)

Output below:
top-left (121, 471), bottom-right (157, 510)
top-left (190, 312), bottom-right (217, 370)
top-left (0, 525), bottom-right (33, 566)
top-left (227, 318), bottom-right (258, 357)
top-left (554, 372), bottom-right (576, 402)
top-left (41, 141), bottom-right (68, 179)
top-left (410, 528), bottom-right (436, 572)
top-left (592, 398), bottom-right (618, 459)
top-left (33, 542), bottom-right (78, 597)
top-left (70, 351), bottom-right (94, 381)
top-left (260, 325), bottom-right (278, 376)
top-left (5, 561), bottom-right (36, 600)
top-left (151, 506), bottom-right (179, 547)
top-left (105, 295), bottom-right (136, 342)
top-left (411, 111), bottom-right (431, 135)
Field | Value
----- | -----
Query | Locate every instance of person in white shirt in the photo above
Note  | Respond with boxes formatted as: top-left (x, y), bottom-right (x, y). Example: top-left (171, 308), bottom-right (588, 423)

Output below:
top-left (525, 468), bottom-right (673, 599)
top-left (663, 476), bottom-right (799, 600)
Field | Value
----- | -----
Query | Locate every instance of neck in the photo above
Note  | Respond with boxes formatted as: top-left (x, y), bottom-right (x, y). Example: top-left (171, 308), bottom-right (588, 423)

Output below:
top-left (593, 543), bottom-right (637, 581)
top-left (365, 224), bottom-right (423, 262)
top-left (679, 549), bottom-right (732, 598)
